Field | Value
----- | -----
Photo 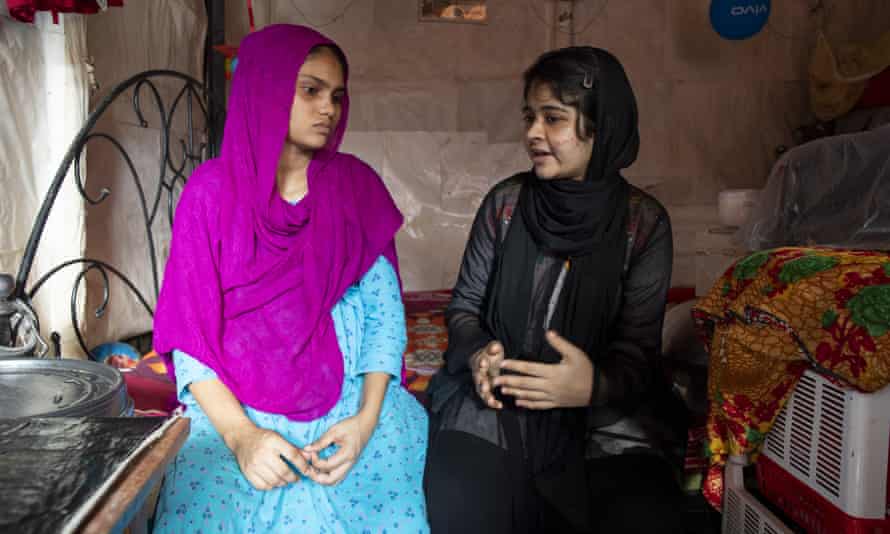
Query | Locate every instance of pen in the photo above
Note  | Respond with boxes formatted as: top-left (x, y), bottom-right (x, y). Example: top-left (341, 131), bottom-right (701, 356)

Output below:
top-left (279, 453), bottom-right (303, 479)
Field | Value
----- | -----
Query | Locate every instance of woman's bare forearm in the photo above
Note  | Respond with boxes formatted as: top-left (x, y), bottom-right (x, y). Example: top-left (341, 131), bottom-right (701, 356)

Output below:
top-left (189, 378), bottom-right (256, 448)
top-left (356, 372), bottom-right (390, 430)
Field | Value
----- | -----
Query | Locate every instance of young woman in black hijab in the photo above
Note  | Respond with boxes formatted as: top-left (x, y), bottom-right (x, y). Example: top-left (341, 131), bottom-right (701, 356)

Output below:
top-left (423, 47), bottom-right (687, 533)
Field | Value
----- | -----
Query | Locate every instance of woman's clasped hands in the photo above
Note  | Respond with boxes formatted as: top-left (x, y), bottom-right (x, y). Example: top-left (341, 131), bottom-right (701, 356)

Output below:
top-left (471, 330), bottom-right (594, 411)
top-left (229, 413), bottom-right (376, 490)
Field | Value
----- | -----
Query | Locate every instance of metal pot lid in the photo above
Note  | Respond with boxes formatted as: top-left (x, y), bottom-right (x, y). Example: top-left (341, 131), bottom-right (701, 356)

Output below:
top-left (0, 358), bottom-right (126, 418)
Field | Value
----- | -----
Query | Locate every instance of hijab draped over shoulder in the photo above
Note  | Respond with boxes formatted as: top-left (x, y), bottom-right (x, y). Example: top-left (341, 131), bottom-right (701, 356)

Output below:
top-left (154, 25), bottom-right (403, 421)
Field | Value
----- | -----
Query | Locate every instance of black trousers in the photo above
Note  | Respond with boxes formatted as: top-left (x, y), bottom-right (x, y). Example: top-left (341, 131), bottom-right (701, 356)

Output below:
top-left (424, 430), bottom-right (686, 534)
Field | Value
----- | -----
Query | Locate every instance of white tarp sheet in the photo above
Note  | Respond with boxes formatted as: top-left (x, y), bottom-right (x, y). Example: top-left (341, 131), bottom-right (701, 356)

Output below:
top-left (0, 11), bottom-right (88, 356)
top-left (341, 130), bottom-right (530, 291)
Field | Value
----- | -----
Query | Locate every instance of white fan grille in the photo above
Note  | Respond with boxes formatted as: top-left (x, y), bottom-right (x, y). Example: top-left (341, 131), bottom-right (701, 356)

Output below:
top-left (815, 380), bottom-right (846, 498)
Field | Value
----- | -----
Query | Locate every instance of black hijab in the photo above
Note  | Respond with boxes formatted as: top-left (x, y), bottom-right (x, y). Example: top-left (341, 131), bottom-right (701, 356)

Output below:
top-left (479, 47), bottom-right (641, 530)
top-left (486, 46), bottom-right (639, 368)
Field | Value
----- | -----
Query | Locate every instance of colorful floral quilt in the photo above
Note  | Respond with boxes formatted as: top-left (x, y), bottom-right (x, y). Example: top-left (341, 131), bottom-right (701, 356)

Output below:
top-left (402, 291), bottom-right (450, 397)
top-left (693, 247), bottom-right (890, 509)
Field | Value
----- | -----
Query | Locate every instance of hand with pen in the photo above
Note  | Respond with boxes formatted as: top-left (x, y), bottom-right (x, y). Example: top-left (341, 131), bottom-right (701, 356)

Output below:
top-left (223, 371), bottom-right (389, 490)
top-left (228, 418), bottom-right (373, 491)
top-left (300, 413), bottom-right (375, 486)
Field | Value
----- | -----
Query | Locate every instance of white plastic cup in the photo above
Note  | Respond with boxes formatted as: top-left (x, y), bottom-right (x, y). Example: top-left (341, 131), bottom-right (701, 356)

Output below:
top-left (718, 189), bottom-right (760, 228)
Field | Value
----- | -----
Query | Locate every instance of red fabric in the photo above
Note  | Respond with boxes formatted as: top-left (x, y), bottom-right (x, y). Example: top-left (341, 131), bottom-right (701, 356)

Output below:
top-left (857, 67), bottom-right (890, 110)
top-left (122, 372), bottom-right (178, 413)
top-left (7, 0), bottom-right (123, 24)
top-left (667, 286), bottom-right (695, 304)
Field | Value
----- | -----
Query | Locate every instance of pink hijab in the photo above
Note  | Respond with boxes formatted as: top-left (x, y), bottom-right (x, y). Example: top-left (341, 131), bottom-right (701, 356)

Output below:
top-left (153, 25), bottom-right (403, 421)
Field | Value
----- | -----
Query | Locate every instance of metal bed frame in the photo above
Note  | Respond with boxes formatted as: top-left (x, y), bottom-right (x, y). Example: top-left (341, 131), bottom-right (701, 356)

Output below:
top-left (0, 70), bottom-right (212, 359)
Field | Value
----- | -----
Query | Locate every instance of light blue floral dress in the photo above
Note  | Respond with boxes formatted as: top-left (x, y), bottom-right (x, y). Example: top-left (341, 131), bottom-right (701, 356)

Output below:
top-left (154, 256), bottom-right (430, 533)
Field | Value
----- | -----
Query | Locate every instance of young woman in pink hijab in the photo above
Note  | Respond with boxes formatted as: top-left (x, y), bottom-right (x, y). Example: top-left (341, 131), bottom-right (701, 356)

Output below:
top-left (152, 25), bottom-right (429, 533)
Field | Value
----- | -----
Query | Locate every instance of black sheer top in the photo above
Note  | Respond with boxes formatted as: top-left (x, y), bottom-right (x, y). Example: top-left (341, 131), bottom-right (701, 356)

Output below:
top-left (429, 174), bottom-right (687, 460)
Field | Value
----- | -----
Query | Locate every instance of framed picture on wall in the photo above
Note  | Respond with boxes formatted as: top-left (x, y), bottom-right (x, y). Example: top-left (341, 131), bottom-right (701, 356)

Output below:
top-left (419, 1), bottom-right (487, 24)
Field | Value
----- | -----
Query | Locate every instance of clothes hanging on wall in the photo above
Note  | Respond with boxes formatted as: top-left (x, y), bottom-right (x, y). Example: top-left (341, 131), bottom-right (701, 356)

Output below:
top-left (810, 30), bottom-right (890, 121)
top-left (7, 0), bottom-right (123, 24)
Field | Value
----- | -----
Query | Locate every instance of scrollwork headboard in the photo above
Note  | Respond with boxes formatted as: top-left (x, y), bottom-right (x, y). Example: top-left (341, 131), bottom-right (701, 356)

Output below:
top-left (0, 70), bottom-right (215, 359)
